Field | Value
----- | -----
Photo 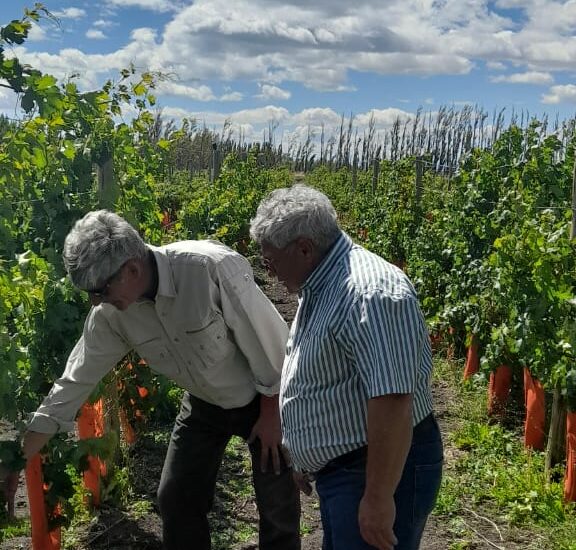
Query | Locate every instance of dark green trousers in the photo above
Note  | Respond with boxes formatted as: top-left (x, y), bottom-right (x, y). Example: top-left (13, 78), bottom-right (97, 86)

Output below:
top-left (157, 393), bottom-right (301, 550)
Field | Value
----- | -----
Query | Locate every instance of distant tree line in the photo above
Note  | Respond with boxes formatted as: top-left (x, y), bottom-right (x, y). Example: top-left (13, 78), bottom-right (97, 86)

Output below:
top-left (2, 104), bottom-right (572, 180)
top-left (145, 105), bottom-right (576, 177)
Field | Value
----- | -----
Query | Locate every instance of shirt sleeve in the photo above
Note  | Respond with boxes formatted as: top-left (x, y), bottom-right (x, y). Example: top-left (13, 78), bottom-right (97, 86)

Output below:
top-left (344, 288), bottom-right (425, 398)
top-left (27, 306), bottom-right (131, 434)
top-left (217, 256), bottom-right (289, 397)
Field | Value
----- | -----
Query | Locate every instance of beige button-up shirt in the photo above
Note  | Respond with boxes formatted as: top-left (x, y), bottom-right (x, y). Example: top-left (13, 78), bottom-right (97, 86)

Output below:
top-left (28, 240), bottom-right (289, 434)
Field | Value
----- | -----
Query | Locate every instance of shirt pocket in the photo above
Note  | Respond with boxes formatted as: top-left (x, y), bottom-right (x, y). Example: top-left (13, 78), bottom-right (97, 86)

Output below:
top-left (134, 337), bottom-right (180, 375)
top-left (183, 314), bottom-right (235, 368)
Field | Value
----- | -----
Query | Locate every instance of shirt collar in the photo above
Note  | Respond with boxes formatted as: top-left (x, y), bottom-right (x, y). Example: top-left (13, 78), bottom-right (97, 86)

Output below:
top-left (147, 245), bottom-right (177, 298)
top-left (301, 232), bottom-right (353, 295)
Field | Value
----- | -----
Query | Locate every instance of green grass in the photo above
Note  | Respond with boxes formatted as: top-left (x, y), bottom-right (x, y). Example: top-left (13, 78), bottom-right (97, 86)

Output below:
top-left (210, 435), bottom-right (258, 549)
top-left (433, 358), bottom-right (576, 550)
top-left (0, 518), bottom-right (30, 542)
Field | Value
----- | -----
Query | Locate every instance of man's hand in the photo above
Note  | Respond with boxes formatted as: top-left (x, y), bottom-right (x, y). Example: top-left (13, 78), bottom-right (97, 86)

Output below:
top-left (0, 465), bottom-right (20, 520)
top-left (358, 493), bottom-right (397, 550)
top-left (248, 394), bottom-right (288, 474)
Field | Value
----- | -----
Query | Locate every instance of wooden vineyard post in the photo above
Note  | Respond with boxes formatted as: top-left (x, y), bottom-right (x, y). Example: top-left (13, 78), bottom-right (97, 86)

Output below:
top-left (415, 156), bottom-right (424, 207)
top-left (25, 454), bottom-right (61, 550)
top-left (463, 335), bottom-right (479, 380)
top-left (545, 385), bottom-right (566, 478)
top-left (211, 142), bottom-right (221, 183)
top-left (487, 365), bottom-right (513, 419)
top-left (446, 327), bottom-right (457, 361)
top-left (371, 158), bottom-right (380, 194)
top-left (119, 408), bottom-right (137, 445)
top-left (523, 367), bottom-right (546, 451)
top-left (77, 399), bottom-right (107, 507)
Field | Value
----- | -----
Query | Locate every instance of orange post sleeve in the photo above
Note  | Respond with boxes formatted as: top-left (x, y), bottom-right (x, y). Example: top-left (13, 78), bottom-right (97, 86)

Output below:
top-left (487, 364), bottom-right (513, 418)
top-left (77, 399), bottom-right (107, 506)
top-left (463, 337), bottom-right (479, 380)
top-left (564, 411), bottom-right (576, 502)
top-left (25, 454), bottom-right (60, 550)
top-left (523, 367), bottom-right (546, 451)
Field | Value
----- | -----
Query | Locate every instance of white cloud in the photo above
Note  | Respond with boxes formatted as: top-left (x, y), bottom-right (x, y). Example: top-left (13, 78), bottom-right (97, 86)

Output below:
top-left (494, 0), bottom-right (527, 7)
top-left (486, 61), bottom-right (507, 71)
top-left (491, 71), bottom-right (554, 85)
top-left (542, 84), bottom-right (576, 104)
top-left (86, 29), bottom-right (107, 40)
top-left (28, 23), bottom-right (47, 42)
top-left (150, 0), bottom-right (477, 93)
top-left (52, 8), bottom-right (86, 19)
top-left (220, 91), bottom-right (244, 101)
top-left (228, 105), bottom-right (291, 125)
top-left (7, 0), bottom-right (576, 116)
top-left (256, 84), bottom-right (291, 100)
top-left (0, 87), bottom-right (18, 111)
top-left (355, 108), bottom-right (413, 128)
top-left (157, 81), bottom-right (216, 101)
top-left (153, 104), bottom-right (417, 143)
top-left (291, 107), bottom-right (341, 127)
top-left (93, 20), bottom-right (113, 28)
top-left (105, 0), bottom-right (176, 12)
top-left (159, 106), bottom-right (193, 120)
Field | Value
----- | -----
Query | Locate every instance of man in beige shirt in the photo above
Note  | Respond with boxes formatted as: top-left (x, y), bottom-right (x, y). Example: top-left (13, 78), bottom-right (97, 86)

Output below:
top-left (9, 209), bottom-right (301, 550)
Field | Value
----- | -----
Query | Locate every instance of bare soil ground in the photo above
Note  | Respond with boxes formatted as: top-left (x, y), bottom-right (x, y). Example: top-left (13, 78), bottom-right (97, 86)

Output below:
top-left (0, 266), bottom-right (541, 549)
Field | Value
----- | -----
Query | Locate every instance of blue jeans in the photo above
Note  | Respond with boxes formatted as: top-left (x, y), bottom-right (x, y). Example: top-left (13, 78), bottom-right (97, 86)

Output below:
top-left (315, 414), bottom-right (443, 550)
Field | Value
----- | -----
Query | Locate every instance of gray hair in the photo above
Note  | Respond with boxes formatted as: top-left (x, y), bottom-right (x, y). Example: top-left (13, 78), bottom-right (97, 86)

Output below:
top-left (63, 210), bottom-right (148, 290)
top-left (250, 184), bottom-right (340, 251)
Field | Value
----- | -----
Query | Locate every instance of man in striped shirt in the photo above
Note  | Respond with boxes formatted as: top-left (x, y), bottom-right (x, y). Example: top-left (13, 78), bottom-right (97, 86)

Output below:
top-left (250, 184), bottom-right (443, 550)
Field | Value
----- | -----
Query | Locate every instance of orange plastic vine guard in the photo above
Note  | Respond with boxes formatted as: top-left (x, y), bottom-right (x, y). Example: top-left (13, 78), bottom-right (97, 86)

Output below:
top-left (77, 399), bottom-right (107, 507)
top-left (523, 367), bottom-right (545, 451)
top-left (487, 365), bottom-right (513, 418)
top-left (119, 407), bottom-right (137, 445)
top-left (463, 337), bottom-right (479, 380)
top-left (564, 411), bottom-right (576, 502)
top-left (25, 454), bottom-right (61, 550)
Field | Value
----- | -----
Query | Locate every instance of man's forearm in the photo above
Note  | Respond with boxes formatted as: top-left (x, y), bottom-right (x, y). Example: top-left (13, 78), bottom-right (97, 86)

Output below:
top-left (364, 394), bottom-right (413, 501)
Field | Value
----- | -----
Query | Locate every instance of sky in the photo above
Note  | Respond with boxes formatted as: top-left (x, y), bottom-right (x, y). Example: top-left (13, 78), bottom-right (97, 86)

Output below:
top-left (1, 0), bottom-right (576, 146)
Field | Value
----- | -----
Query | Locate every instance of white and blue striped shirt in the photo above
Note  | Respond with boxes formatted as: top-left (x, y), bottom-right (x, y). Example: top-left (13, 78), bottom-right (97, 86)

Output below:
top-left (280, 232), bottom-right (434, 473)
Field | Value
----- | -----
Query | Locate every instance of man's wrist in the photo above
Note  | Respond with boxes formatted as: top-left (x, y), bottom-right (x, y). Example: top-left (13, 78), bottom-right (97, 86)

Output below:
top-left (260, 393), bottom-right (279, 406)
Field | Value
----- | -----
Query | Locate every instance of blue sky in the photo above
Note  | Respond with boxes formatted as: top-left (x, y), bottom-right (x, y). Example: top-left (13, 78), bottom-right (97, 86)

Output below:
top-left (1, 0), bottom-right (576, 145)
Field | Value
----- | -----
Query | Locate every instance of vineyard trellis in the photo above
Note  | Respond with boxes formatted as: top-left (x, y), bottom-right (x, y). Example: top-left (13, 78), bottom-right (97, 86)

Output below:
top-left (0, 4), bottom-right (576, 549)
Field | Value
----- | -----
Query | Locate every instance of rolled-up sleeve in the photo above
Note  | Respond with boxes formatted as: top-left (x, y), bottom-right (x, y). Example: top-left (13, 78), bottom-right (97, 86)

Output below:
top-left (27, 307), bottom-right (130, 434)
top-left (218, 260), bottom-right (288, 396)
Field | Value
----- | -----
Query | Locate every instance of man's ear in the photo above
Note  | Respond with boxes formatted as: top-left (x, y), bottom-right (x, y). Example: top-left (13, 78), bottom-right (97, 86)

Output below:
top-left (123, 259), bottom-right (142, 280)
top-left (294, 237), bottom-right (318, 262)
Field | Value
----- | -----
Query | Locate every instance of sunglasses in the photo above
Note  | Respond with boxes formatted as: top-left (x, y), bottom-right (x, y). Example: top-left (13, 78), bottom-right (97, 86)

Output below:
top-left (85, 265), bottom-right (124, 298)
